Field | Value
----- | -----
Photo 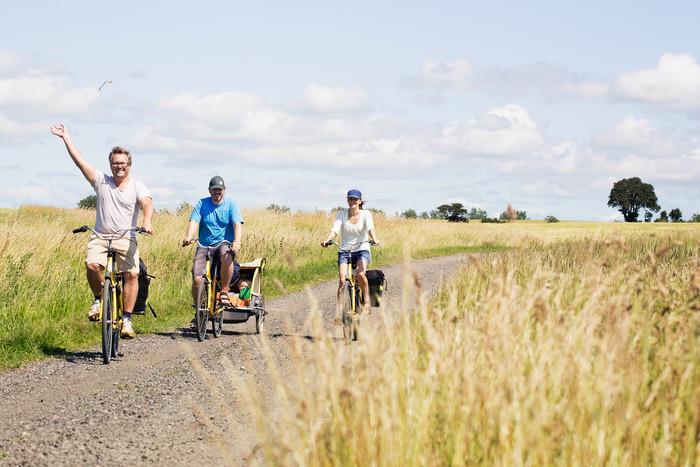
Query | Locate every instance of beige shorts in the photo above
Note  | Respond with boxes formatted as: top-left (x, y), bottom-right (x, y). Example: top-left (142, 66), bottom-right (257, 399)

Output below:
top-left (86, 236), bottom-right (140, 273)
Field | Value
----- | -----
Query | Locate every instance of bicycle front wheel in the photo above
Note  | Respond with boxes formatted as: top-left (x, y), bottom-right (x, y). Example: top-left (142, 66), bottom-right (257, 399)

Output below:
top-left (101, 278), bottom-right (114, 364)
top-left (341, 282), bottom-right (354, 344)
top-left (195, 279), bottom-right (210, 342)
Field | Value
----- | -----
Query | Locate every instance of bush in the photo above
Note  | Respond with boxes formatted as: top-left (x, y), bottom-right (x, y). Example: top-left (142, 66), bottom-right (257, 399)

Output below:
top-left (481, 217), bottom-right (504, 224)
top-left (77, 195), bottom-right (97, 209)
top-left (401, 209), bottom-right (417, 219)
top-left (545, 215), bottom-right (559, 223)
top-left (267, 204), bottom-right (290, 214)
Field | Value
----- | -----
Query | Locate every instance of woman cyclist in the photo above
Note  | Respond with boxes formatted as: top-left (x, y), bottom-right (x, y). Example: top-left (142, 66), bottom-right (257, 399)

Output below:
top-left (321, 189), bottom-right (380, 315)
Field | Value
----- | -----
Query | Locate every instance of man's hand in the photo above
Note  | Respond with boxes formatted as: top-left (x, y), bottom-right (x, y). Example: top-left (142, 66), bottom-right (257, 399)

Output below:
top-left (181, 238), bottom-right (194, 247)
top-left (140, 221), bottom-right (154, 235)
top-left (49, 123), bottom-right (68, 139)
top-left (232, 241), bottom-right (241, 255)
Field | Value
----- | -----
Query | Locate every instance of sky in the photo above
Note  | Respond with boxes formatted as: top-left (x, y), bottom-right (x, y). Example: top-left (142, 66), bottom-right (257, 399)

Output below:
top-left (1, 0), bottom-right (699, 220)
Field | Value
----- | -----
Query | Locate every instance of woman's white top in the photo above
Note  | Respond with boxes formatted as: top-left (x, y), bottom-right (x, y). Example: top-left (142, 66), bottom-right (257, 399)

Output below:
top-left (332, 209), bottom-right (374, 252)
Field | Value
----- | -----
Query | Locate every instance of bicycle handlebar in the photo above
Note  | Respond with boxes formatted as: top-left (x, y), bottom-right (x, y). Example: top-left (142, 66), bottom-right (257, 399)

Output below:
top-left (324, 239), bottom-right (377, 251)
top-left (72, 225), bottom-right (147, 240)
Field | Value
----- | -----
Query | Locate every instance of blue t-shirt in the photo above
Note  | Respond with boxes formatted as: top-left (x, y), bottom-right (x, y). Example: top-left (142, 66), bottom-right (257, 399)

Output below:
top-left (190, 197), bottom-right (243, 246)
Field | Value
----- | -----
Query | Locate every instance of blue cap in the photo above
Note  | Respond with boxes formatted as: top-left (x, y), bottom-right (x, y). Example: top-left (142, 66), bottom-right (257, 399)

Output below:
top-left (347, 189), bottom-right (362, 199)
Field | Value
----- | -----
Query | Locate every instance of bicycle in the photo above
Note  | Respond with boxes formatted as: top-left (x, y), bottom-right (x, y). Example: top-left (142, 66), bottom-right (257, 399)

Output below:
top-left (324, 240), bottom-right (375, 344)
top-left (72, 225), bottom-right (147, 364)
top-left (186, 240), bottom-right (227, 341)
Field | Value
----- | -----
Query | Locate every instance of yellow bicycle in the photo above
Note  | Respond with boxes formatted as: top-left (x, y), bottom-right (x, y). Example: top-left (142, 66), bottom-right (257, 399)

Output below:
top-left (73, 225), bottom-right (146, 364)
top-left (192, 242), bottom-right (226, 341)
top-left (325, 240), bottom-right (375, 344)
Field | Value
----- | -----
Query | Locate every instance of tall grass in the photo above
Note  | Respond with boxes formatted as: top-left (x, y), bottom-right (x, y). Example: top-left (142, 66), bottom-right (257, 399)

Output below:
top-left (0, 205), bottom-right (505, 369)
top-left (255, 231), bottom-right (700, 465)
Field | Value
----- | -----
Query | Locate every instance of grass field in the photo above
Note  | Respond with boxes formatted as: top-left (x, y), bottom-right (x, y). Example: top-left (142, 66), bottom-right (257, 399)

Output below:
top-left (0, 205), bottom-right (508, 369)
top-left (252, 224), bottom-right (700, 466)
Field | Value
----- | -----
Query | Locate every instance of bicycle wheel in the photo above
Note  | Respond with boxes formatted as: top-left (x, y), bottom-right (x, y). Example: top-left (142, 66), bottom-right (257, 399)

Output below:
top-left (112, 328), bottom-right (120, 359)
top-left (212, 307), bottom-right (223, 338)
top-left (353, 286), bottom-right (362, 341)
top-left (341, 283), bottom-right (354, 344)
top-left (195, 279), bottom-right (210, 342)
top-left (255, 297), bottom-right (265, 334)
top-left (101, 278), bottom-right (113, 364)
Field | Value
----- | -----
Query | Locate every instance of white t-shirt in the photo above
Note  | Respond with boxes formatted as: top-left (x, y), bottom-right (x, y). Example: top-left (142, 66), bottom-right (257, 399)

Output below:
top-left (93, 172), bottom-right (151, 237)
top-left (332, 209), bottom-right (375, 251)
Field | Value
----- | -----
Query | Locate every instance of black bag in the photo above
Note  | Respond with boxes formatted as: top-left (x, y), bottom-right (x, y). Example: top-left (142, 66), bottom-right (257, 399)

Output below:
top-left (366, 269), bottom-right (387, 307)
top-left (133, 258), bottom-right (157, 317)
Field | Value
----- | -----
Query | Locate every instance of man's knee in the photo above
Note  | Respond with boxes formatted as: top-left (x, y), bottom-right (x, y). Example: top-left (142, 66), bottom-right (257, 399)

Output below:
top-left (193, 275), bottom-right (203, 287)
top-left (86, 263), bottom-right (103, 273)
top-left (124, 271), bottom-right (138, 282)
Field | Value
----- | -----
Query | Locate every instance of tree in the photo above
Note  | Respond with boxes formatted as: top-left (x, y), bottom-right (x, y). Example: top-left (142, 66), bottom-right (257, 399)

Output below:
top-left (418, 211), bottom-right (429, 219)
top-left (401, 209), bottom-right (417, 219)
top-left (655, 210), bottom-right (669, 222)
top-left (607, 177), bottom-right (660, 222)
top-left (516, 210), bottom-right (528, 220)
top-left (267, 203), bottom-right (290, 213)
top-left (690, 213), bottom-right (700, 223)
top-left (499, 203), bottom-right (518, 222)
top-left (669, 208), bottom-right (683, 222)
top-left (644, 210), bottom-right (653, 223)
top-left (176, 201), bottom-right (192, 215)
top-left (77, 195), bottom-right (97, 209)
top-left (468, 207), bottom-right (488, 220)
top-left (435, 203), bottom-right (469, 222)
top-left (544, 215), bottom-right (559, 223)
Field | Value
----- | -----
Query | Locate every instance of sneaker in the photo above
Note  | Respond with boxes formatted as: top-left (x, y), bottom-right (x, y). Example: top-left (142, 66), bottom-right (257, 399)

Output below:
top-left (88, 300), bottom-right (100, 321)
top-left (121, 317), bottom-right (135, 339)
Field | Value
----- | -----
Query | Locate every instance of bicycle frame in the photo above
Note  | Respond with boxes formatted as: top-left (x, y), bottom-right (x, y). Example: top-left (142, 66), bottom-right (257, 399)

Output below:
top-left (72, 225), bottom-right (144, 363)
top-left (202, 249), bottom-right (219, 317)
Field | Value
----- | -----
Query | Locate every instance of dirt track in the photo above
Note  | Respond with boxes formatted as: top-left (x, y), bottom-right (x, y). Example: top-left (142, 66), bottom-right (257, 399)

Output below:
top-left (0, 254), bottom-right (468, 466)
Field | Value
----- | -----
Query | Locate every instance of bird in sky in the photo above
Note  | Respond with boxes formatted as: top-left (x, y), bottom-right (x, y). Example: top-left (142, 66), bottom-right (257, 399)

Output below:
top-left (97, 80), bottom-right (113, 92)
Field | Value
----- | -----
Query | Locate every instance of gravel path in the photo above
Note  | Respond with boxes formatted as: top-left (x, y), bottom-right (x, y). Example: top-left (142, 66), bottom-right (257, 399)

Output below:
top-left (0, 254), bottom-right (468, 466)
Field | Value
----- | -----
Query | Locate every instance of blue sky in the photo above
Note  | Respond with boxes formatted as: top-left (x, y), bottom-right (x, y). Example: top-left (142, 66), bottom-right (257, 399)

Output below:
top-left (1, 1), bottom-right (699, 219)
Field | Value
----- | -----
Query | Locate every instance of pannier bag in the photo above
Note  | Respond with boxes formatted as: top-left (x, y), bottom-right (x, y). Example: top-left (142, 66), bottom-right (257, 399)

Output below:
top-left (133, 258), bottom-right (157, 317)
top-left (365, 269), bottom-right (387, 307)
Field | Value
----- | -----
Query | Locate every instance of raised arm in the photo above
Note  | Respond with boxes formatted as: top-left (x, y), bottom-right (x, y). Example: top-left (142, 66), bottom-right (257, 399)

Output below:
top-left (49, 123), bottom-right (97, 184)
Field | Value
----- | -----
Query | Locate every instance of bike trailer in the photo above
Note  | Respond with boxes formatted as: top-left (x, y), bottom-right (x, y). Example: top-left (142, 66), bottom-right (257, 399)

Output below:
top-left (133, 258), bottom-right (157, 317)
top-left (223, 257), bottom-right (266, 324)
top-left (366, 269), bottom-right (386, 307)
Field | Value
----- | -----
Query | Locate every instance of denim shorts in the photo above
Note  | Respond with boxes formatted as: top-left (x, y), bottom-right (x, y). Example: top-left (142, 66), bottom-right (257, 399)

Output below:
top-left (338, 249), bottom-right (371, 266)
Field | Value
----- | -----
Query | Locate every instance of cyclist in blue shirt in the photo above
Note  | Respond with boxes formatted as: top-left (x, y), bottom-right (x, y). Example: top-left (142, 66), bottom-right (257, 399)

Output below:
top-left (182, 176), bottom-right (244, 306)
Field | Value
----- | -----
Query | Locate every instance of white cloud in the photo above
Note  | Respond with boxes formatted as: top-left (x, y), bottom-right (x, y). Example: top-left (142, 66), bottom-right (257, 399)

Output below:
top-left (479, 62), bottom-right (608, 99)
top-left (0, 50), bottom-right (20, 74)
top-left (0, 76), bottom-right (98, 115)
top-left (593, 116), bottom-right (655, 148)
top-left (402, 58), bottom-right (472, 90)
top-left (302, 83), bottom-right (368, 113)
top-left (522, 181), bottom-right (573, 197)
top-left (436, 104), bottom-right (543, 156)
top-left (615, 53), bottom-right (700, 109)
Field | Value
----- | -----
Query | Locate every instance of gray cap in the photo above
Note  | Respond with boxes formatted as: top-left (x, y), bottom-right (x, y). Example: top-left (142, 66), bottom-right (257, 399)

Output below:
top-left (209, 176), bottom-right (226, 189)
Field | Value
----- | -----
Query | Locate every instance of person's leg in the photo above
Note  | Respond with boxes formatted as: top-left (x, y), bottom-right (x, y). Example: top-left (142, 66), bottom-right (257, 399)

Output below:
top-left (86, 263), bottom-right (104, 296)
top-left (122, 271), bottom-right (139, 312)
top-left (219, 244), bottom-right (234, 294)
top-left (85, 237), bottom-right (108, 319)
top-left (115, 238), bottom-right (140, 338)
top-left (189, 274), bottom-right (201, 301)
top-left (335, 258), bottom-right (349, 323)
top-left (355, 259), bottom-right (370, 314)
top-left (192, 247), bottom-right (207, 304)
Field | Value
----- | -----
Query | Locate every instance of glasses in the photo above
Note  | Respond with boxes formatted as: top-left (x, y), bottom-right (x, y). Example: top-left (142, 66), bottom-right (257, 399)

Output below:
top-left (111, 162), bottom-right (129, 167)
